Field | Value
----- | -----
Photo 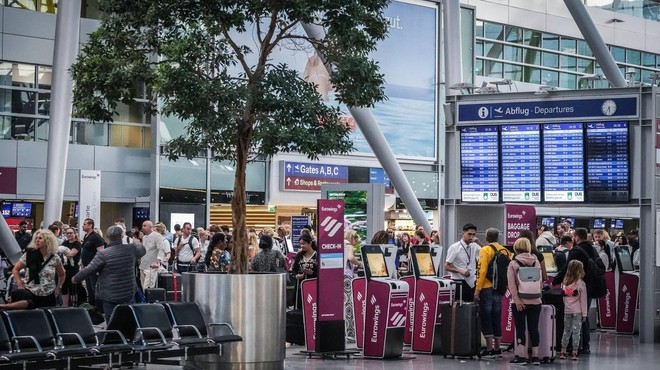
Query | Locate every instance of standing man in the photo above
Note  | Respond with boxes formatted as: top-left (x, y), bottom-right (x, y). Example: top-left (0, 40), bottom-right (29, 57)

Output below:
top-left (73, 226), bottom-right (145, 322)
top-left (139, 221), bottom-right (164, 289)
top-left (445, 223), bottom-right (482, 302)
top-left (80, 218), bottom-right (104, 306)
top-left (474, 228), bottom-right (511, 358)
top-left (14, 221), bottom-right (32, 251)
top-left (554, 235), bottom-right (573, 272)
top-left (174, 222), bottom-right (201, 273)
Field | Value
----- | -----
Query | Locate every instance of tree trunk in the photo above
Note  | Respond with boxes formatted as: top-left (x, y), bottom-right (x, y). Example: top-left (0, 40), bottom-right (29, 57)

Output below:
top-left (229, 132), bottom-right (249, 274)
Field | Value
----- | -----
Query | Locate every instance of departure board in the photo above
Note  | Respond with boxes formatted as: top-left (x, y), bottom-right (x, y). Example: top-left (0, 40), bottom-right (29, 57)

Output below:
top-left (460, 126), bottom-right (500, 202)
top-left (542, 123), bottom-right (584, 202)
top-left (586, 122), bottom-right (629, 202)
top-left (501, 124), bottom-right (541, 202)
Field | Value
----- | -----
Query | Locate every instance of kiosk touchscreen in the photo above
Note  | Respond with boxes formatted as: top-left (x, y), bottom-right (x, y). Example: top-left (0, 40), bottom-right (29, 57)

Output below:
top-left (379, 244), bottom-right (398, 279)
top-left (409, 246), bottom-right (453, 354)
top-left (615, 246), bottom-right (633, 272)
top-left (360, 245), bottom-right (409, 358)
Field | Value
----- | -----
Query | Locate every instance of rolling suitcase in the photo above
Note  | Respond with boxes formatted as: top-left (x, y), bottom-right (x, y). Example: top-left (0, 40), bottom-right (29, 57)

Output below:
top-left (522, 304), bottom-right (556, 363)
top-left (542, 288), bottom-right (564, 352)
top-left (285, 310), bottom-right (305, 345)
top-left (145, 288), bottom-right (166, 303)
top-left (158, 272), bottom-right (182, 301)
top-left (439, 282), bottom-right (481, 358)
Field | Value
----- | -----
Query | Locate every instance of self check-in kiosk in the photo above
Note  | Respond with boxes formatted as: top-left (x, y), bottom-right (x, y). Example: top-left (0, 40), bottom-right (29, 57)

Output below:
top-left (360, 245), bottom-right (409, 358)
top-left (615, 246), bottom-right (639, 334)
top-left (409, 245), bottom-right (453, 354)
top-left (351, 244), bottom-right (398, 349)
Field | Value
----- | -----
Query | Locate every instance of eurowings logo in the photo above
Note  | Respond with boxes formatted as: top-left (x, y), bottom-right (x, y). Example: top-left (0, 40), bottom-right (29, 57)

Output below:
top-left (419, 292), bottom-right (426, 302)
top-left (356, 291), bottom-right (363, 301)
top-left (320, 216), bottom-right (342, 237)
top-left (622, 285), bottom-right (628, 293)
top-left (370, 295), bottom-right (377, 305)
top-left (390, 312), bottom-right (406, 327)
top-left (307, 294), bottom-right (313, 304)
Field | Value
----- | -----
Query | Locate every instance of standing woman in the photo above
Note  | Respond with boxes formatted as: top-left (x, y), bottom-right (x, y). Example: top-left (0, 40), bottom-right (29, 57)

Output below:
top-left (206, 232), bottom-right (231, 272)
top-left (247, 232), bottom-right (259, 263)
top-left (1, 230), bottom-right (65, 309)
top-left (396, 232), bottom-right (413, 273)
top-left (291, 233), bottom-right (318, 308)
top-left (61, 227), bottom-right (82, 306)
top-left (508, 237), bottom-right (543, 365)
top-left (519, 229), bottom-right (548, 282)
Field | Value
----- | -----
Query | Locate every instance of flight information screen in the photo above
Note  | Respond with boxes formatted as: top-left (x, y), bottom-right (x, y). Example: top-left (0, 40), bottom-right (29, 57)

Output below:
top-left (542, 123), bottom-right (584, 202)
top-left (501, 124), bottom-right (541, 202)
top-left (585, 122), bottom-right (629, 202)
top-left (460, 126), bottom-right (500, 202)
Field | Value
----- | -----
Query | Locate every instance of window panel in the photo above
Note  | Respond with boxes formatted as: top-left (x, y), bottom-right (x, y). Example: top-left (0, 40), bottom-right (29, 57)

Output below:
top-left (610, 46), bottom-right (625, 63)
top-left (578, 58), bottom-right (595, 74)
top-left (476, 40), bottom-right (484, 56)
top-left (523, 30), bottom-right (541, 47)
top-left (0, 116), bottom-right (10, 140)
top-left (504, 45), bottom-right (523, 63)
top-left (559, 73), bottom-right (577, 89)
top-left (37, 92), bottom-right (50, 115)
top-left (505, 26), bottom-right (522, 43)
top-left (542, 33), bottom-right (559, 50)
top-left (38, 66), bottom-right (52, 90)
top-left (485, 61), bottom-right (503, 78)
top-left (109, 124), bottom-right (146, 148)
top-left (560, 37), bottom-right (577, 54)
top-left (12, 90), bottom-right (36, 115)
top-left (503, 63), bottom-right (522, 81)
top-left (114, 101), bottom-right (145, 124)
top-left (542, 70), bottom-right (559, 87)
top-left (475, 59), bottom-right (484, 76)
top-left (642, 52), bottom-right (656, 68)
top-left (626, 49), bottom-right (641, 65)
top-left (34, 118), bottom-right (49, 142)
top-left (484, 22), bottom-right (504, 40)
top-left (483, 42), bottom-right (503, 59)
top-left (74, 122), bottom-right (108, 146)
top-left (560, 55), bottom-right (577, 71)
top-left (542, 52), bottom-right (559, 69)
top-left (475, 20), bottom-right (484, 38)
top-left (0, 63), bottom-right (36, 88)
top-left (523, 48), bottom-right (540, 65)
top-left (0, 89), bottom-right (11, 112)
top-left (524, 66), bottom-right (541, 84)
top-left (577, 40), bottom-right (593, 56)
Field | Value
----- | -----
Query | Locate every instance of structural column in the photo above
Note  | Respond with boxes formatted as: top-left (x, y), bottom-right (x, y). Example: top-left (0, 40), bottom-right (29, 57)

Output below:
top-left (43, 0), bottom-right (81, 226)
top-left (443, 0), bottom-right (463, 95)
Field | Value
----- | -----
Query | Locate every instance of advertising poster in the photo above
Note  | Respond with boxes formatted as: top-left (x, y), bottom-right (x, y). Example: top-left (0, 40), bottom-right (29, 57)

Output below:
top-left (505, 204), bottom-right (537, 245)
top-left (79, 170), bottom-right (101, 237)
top-left (326, 190), bottom-right (368, 243)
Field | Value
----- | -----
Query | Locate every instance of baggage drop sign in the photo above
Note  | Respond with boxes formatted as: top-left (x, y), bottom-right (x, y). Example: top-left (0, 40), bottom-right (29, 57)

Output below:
top-left (505, 204), bottom-right (537, 245)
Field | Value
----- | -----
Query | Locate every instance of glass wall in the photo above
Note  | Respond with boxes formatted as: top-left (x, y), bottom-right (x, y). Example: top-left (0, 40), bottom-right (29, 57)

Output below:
top-left (0, 61), bottom-right (151, 147)
top-left (475, 20), bottom-right (660, 89)
top-left (2, 0), bottom-right (101, 19)
top-left (585, 0), bottom-right (660, 22)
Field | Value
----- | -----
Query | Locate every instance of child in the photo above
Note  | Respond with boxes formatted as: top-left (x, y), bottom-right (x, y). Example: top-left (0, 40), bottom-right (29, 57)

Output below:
top-left (560, 260), bottom-right (588, 361)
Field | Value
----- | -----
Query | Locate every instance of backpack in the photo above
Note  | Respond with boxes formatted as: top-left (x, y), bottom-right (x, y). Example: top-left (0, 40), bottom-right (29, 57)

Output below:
top-left (575, 246), bottom-right (607, 298)
top-left (513, 258), bottom-right (542, 299)
top-left (485, 244), bottom-right (512, 294)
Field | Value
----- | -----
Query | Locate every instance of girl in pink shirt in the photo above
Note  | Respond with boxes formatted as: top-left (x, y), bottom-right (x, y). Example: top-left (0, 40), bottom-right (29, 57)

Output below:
top-left (560, 260), bottom-right (588, 361)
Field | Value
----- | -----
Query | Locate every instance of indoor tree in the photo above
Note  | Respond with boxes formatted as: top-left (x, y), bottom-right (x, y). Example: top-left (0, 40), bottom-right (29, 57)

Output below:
top-left (71, 0), bottom-right (389, 273)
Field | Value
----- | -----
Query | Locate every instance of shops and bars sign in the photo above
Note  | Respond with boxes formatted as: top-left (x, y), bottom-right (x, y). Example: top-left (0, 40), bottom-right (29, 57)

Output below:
top-left (281, 161), bottom-right (348, 191)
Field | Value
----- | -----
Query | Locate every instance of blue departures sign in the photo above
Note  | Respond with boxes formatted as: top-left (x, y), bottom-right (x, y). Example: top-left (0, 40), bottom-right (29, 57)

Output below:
top-left (501, 124), bottom-right (541, 202)
top-left (586, 122), bottom-right (629, 202)
top-left (460, 126), bottom-right (500, 202)
top-left (457, 96), bottom-right (638, 124)
top-left (542, 123), bottom-right (585, 202)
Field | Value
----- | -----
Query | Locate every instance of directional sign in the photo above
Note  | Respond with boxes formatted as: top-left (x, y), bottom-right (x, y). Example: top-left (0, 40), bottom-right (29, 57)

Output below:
top-left (457, 96), bottom-right (638, 124)
top-left (282, 161), bottom-right (348, 191)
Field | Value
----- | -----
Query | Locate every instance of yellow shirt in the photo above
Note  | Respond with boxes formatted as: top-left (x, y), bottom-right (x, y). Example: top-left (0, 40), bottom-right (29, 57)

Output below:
top-left (475, 242), bottom-right (512, 291)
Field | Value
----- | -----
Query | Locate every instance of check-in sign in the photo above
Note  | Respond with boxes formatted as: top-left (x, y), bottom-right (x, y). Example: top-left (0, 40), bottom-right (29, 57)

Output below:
top-left (281, 161), bottom-right (348, 191)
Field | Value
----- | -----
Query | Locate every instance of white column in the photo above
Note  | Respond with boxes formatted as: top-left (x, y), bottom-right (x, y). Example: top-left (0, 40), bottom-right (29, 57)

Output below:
top-left (443, 0), bottom-right (463, 95)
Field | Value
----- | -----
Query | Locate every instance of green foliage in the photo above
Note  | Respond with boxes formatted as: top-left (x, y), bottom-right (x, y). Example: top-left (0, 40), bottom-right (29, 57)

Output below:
top-left (71, 0), bottom-right (390, 273)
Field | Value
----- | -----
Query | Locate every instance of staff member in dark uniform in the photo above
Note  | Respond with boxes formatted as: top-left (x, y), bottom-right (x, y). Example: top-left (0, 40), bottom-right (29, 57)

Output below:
top-left (80, 218), bottom-right (105, 306)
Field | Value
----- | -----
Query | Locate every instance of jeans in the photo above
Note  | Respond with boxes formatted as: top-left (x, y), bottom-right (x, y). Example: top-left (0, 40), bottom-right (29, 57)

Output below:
top-left (454, 279), bottom-right (475, 302)
top-left (513, 303), bottom-right (542, 348)
top-left (100, 300), bottom-right (119, 324)
top-left (479, 288), bottom-right (503, 338)
top-left (561, 313), bottom-right (582, 349)
top-left (85, 273), bottom-right (98, 306)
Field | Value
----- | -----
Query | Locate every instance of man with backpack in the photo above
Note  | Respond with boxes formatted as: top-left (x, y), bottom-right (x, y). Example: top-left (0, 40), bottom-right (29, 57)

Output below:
top-left (553, 228), bottom-right (604, 355)
top-left (474, 228), bottom-right (512, 358)
top-left (174, 222), bottom-right (202, 273)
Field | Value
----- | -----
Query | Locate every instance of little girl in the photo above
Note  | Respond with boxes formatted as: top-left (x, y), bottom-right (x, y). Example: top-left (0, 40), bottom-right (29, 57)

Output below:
top-left (560, 260), bottom-right (588, 361)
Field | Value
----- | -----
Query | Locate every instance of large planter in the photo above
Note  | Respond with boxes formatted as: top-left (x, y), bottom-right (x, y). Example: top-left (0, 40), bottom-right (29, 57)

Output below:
top-left (182, 272), bottom-right (287, 370)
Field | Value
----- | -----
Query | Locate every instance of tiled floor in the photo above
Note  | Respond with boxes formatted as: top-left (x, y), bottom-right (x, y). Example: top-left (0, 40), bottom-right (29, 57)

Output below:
top-left (148, 332), bottom-right (659, 369)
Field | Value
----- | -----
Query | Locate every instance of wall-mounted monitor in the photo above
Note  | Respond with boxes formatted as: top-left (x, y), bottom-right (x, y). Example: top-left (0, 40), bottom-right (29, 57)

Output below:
top-left (592, 218), bottom-right (606, 229)
top-left (611, 219), bottom-right (624, 229)
top-left (11, 202), bottom-right (32, 217)
top-left (1, 202), bottom-right (11, 218)
top-left (460, 126), bottom-right (500, 202)
top-left (585, 122), bottom-right (629, 202)
top-left (133, 207), bottom-right (150, 220)
top-left (540, 217), bottom-right (555, 228)
top-left (560, 217), bottom-right (575, 226)
top-left (501, 124), bottom-right (541, 202)
top-left (542, 123), bottom-right (584, 202)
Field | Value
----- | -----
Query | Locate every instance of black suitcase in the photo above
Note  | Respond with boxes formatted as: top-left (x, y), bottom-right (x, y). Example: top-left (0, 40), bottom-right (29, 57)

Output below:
top-left (440, 283), bottom-right (481, 358)
top-left (158, 273), bottom-right (182, 301)
top-left (145, 288), bottom-right (166, 303)
top-left (286, 310), bottom-right (305, 345)
top-left (542, 288), bottom-right (565, 352)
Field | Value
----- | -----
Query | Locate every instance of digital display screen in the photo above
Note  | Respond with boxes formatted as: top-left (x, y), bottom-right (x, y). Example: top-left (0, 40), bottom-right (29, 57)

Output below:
top-left (369, 168), bottom-right (394, 194)
top-left (592, 218), bottom-right (606, 229)
top-left (543, 123), bottom-right (584, 202)
top-left (501, 124), bottom-right (541, 202)
top-left (365, 253), bottom-right (389, 278)
top-left (460, 126), bottom-right (500, 202)
top-left (585, 122), bottom-right (629, 202)
top-left (560, 217), bottom-right (576, 226)
top-left (611, 219), bottom-right (624, 229)
top-left (540, 217), bottom-right (555, 227)
top-left (11, 202), bottom-right (32, 217)
top-left (1, 203), bottom-right (11, 218)
top-left (616, 247), bottom-right (633, 271)
top-left (133, 207), bottom-right (149, 220)
top-left (414, 252), bottom-right (436, 276)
